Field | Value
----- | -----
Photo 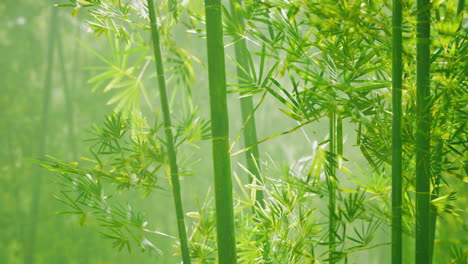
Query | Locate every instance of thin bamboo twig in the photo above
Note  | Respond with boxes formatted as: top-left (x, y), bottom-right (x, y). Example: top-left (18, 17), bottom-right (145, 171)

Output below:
top-left (146, 1), bottom-right (191, 263)
top-left (415, 0), bottom-right (431, 263)
top-left (392, 0), bottom-right (403, 262)
top-left (204, 0), bottom-right (237, 262)
top-left (25, 7), bottom-right (58, 264)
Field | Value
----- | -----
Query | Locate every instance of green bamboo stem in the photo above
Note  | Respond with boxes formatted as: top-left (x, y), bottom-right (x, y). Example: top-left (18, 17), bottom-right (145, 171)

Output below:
top-left (392, 0), bottom-right (403, 262)
top-left (336, 112), bottom-right (343, 263)
top-left (57, 30), bottom-right (78, 159)
top-left (204, 0), bottom-right (237, 262)
top-left (457, 0), bottom-right (465, 15)
top-left (229, 1), bottom-right (269, 262)
top-left (25, 7), bottom-right (58, 264)
top-left (146, 1), bottom-right (191, 263)
top-left (7, 130), bottom-right (25, 254)
top-left (229, 0), bottom-right (264, 206)
top-left (327, 96), bottom-right (336, 264)
top-left (337, 114), bottom-right (343, 158)
top-left (72, 23), bottom-right (84, 113)
top-left (429, 142), bottom-right (442, 262)
top-left (415, 0), bottom-right (431, 263)
top-left (44, 26), bottom-right (77, 263)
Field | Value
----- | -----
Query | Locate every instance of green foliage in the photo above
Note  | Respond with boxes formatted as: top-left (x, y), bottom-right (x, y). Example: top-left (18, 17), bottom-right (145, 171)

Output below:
top-left (188, 151), bottom-right (392, 263)
top-left (38, 111), bottom-right (208, 254)
top-left (40, 154), bottom-right (169, 254)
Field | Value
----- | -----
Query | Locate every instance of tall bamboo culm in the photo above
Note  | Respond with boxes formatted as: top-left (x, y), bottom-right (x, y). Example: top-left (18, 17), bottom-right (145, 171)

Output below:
top-left (415, 0), bottom-right (431, 263)
top-left (229, 0), bottom-right (264, 206)
top-left (327, 96), bottom-right (337, 264)
top-left (57, 32), bottom-right (78, 160)
top-left (457, 0), bottom-right (465, 14)
top-left (204, 0), bottom-right (237, 263)
top-left (25, 7), bottom-right (58, 264)
top-left (391, 0), bottom-right (403, 263)
top-left (146, 1), bottom-right (191, 263)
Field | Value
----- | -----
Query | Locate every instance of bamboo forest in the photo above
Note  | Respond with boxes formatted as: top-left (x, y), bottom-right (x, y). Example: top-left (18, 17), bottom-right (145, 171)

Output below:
top-left (1, 0), bottom-right (467, 263)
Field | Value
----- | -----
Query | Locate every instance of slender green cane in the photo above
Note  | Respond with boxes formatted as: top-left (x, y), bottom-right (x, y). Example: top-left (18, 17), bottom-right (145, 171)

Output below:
top-left (337, 114), bottom-right (343, 158)
top-left (204, 0), bottom-right (237, 262)
top-left (229, 0), bottom-right (264, 207)
top-left (415, 0), bottom-right (431, 263)
top-left (57, 31), bottom-right (78, 159)
top-left (229, 1), bottom-right (269, 262)
top-left (392, 0), bottom-right (403, 263)
top-left (429, 142), bottom-right (442, 262)
top-left (25, 7), bottom-right (57, 264)
top-left (458, 0), bottom-right (465, 15)
top-left (147, 1), bottom-right (191, 263)
top-left (327, 95), bottom-right (336, 264)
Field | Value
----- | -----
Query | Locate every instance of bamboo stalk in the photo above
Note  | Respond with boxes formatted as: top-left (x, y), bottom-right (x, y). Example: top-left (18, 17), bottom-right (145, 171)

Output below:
top-left (146, 1), bottom-right (191, 263)
top-left (229, 0), bottom-right (264, 207)
top-left (229, 1), bottom-right (269, 262)
top-left (337, 114), bottom-right (343, 158)
top-left (429, 142), bottom-right (442, 262)
top-left (392, 0), bottom-right (403, 262)
top-left (57, 31), bottom-right (78, 159)
top-left (457, 0), bottom-right (465, 15)
top-left (327, 95), bottom-right (336, 264)
top-left (25, 7), bottom-right (58, 264)
top-left (415, 0), bottom-right (431, 263)
top-left (204, 0), bottom-right (237, 262)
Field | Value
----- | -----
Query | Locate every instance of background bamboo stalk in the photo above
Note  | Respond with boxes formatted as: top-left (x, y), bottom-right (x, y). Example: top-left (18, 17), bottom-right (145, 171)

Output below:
top-left (415, 0), bottom-right (431, 263)
top-left (146, 1), bottom-right (191, 263)
top-left (204, 0), bottom-right (237, 262)
top-left (25, 7), bottom-right (58, 264)
top-left (229, 1), bottom-right (269, 262)
top-left (391, 0), bottom-right (403, 262)
top-left (229, 0), bottom-right (264, 207)
top-left (57, 31), bottom-right (78, 160)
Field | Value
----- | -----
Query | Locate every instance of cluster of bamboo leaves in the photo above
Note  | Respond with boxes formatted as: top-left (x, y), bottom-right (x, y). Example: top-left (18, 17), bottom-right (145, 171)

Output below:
top-left (38, 0), bottom-right (467, 263)
top-left (38, 110), bottom-right (208, 253)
